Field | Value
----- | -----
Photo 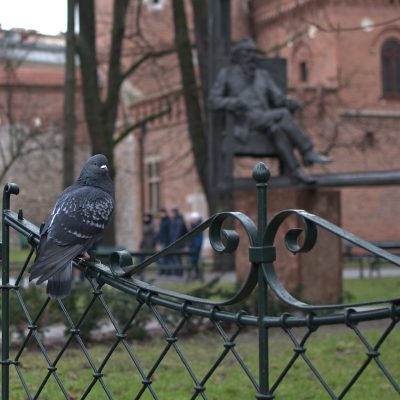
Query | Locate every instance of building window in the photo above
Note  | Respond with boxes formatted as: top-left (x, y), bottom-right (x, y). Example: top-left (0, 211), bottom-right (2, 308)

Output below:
top-left (299, 61), bottom-right (308, 82)
top-left (146, 157), bottom-right (161, 214)
top-left (144, 0), bottom-right (165, 11)
top-left (381, 37), bottom-right (400, 98)
top-left (292, 43), bottom-right (312, 84)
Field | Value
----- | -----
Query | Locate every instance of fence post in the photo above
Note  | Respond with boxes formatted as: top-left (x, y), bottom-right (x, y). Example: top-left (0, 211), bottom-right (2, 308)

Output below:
top-left (2, 183), bottom-right (19, 400)
top-left (253, 163), bottom-right (274, 399)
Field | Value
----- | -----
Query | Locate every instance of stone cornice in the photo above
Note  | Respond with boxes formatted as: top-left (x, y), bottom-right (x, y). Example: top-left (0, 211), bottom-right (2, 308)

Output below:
top-left (340, 109), bottom-right (400, 118)
top-left (253, 0), bottom-right (397, 27)
top-left (253, 0), bottom-right (317, 26)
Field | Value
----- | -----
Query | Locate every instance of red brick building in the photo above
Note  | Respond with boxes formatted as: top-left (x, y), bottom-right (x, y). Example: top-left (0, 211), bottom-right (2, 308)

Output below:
top-left (250, 0), bottom-right (400, 240)
top-left (2, 1), bottom-right (400, 256)
top-left (130, 0), bottom-right (400, 248)
top-left (0, 29), bottom-right (91, 238)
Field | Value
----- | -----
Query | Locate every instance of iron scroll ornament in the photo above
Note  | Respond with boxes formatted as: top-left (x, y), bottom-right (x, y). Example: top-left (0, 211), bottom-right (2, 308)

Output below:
top-left (2, 182), bottom-right (260, 308)
top-left (5, 178), bottom-right (400, 312)
top-left (2, 188), bottom-right (259, 308)
top-left (262, 209), bottom-right (400, 311)
top-left (113, 211), bottom-right (260, 307)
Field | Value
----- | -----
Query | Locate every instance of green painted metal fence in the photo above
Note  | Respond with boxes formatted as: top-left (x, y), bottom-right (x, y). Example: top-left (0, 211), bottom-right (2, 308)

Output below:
top-left (1, 162), bottom-right (400, 399)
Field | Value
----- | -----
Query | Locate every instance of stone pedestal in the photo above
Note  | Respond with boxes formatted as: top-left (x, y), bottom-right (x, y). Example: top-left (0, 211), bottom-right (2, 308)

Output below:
top-left (234, 188), bottom-right (342, 305)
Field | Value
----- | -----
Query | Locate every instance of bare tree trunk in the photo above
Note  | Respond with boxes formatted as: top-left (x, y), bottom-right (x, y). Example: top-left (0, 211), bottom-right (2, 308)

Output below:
top-left (77, 0), bottom-right (104, 149)
top-left (63, 0), bottom-right (76, 188)
top-left (191, 0), bottom-right (209, 110)
top-left (172, 0), bottom-right (210, 204)
top-left (77, 0), bottom-right (117, 245)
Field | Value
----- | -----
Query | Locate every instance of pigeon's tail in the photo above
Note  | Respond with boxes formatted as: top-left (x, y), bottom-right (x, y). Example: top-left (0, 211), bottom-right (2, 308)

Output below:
top-left (46, 263), bottom-right (73, 299)
top-left (29, 238), bottom-right (82, 285)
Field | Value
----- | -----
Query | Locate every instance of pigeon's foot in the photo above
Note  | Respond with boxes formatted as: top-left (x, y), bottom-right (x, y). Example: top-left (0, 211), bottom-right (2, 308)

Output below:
top-left (81, 251), bottom-right (91, 260)
top-left (77, 251), bottom-right (91, 264)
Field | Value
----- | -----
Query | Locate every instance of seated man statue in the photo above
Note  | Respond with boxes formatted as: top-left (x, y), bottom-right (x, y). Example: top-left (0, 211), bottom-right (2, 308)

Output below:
top-left (208, 37), bottom-right (332, 184)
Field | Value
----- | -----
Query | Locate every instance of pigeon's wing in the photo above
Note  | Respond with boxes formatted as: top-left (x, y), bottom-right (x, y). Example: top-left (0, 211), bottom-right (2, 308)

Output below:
top-left (30, 186), bottom-right (114, 283)
top-left (29, 235), bottom-right (83, 283)
top-left (47, 185), bottom-right (114, 246)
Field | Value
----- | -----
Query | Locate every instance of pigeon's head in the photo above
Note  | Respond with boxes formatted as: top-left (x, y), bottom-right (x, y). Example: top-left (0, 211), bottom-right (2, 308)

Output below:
top-left (84, 154), bottom-right (109, 175)
top-left (78, 154), bottom-right (113, 188)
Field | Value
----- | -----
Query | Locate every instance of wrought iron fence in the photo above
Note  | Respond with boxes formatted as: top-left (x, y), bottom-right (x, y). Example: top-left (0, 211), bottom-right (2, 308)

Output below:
top-left (1, 162), bottom-right (400, 399)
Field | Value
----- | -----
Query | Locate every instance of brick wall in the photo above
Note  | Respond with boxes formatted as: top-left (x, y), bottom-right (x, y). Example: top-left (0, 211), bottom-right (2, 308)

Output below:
top-left (130, 0), bottom-right (400, 249)
top-left (4, 1), bottom-right (400, 256)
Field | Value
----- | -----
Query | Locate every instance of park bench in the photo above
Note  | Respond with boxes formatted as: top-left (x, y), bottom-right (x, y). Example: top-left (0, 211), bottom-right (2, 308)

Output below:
top-left (342, 241), bottom-right (400, 278)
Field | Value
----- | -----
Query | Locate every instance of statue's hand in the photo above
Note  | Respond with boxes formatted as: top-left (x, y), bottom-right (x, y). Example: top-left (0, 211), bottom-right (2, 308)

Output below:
top-left (286, 97), bottom-right (303, 112)
top-left (227, 98), bottom-right (247, 113)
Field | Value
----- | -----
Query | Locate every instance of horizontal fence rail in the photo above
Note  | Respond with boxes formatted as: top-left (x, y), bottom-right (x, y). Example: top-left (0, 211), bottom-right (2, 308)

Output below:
top-left (1, 163), bottom-right (400, 399)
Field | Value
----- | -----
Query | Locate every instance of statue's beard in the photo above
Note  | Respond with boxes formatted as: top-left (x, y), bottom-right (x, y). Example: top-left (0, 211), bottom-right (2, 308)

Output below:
top-left (241, 59), bottom-right (256, 82)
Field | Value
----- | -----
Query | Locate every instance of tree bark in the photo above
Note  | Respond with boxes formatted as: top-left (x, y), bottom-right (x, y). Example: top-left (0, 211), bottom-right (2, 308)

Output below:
top-left (78, 0), bottom-right (210, 245)
top-left (63, 0), bottom-right (76, 188)
top-left (105, 0), bottom-right (130, 138)
top-left (172, 0), bottom-right (210, 204)
top-left (78, 0), bottom-right (117, 244)
top-left (191, 0), bottom-right (209, 110)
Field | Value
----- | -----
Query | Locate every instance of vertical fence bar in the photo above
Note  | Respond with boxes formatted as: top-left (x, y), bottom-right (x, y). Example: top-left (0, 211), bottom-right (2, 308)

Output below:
top-left (2, 183), bottom-right (19, 400)
top-left (253, 163), bottom-right (273, 399)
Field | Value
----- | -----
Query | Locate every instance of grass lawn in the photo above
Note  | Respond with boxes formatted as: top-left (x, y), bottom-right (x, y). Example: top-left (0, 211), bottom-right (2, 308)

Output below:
top-left (4, 251), bottom-right (400, 398)
top-left (159, 276), bottom-right (400, 306)
top-left (5, 323), bottom-right (400, 400)
top-left (343, 276), bottom-right (400, 303)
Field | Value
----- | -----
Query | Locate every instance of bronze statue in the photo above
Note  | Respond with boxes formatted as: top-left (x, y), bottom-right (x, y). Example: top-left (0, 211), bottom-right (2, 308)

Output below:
top-left (208, 37), bottom-right (332, 184)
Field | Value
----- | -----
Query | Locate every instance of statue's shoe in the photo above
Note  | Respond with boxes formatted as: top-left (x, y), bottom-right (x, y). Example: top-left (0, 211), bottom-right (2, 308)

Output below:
top-left (291, 168), bottom-right (316, 184)
top-left (303, 150), bottom-right (333, 166)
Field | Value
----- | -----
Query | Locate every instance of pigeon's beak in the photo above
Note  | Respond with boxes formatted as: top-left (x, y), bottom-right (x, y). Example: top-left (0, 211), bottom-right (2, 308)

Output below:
top-left (100, 165), bottom-right (108, 172)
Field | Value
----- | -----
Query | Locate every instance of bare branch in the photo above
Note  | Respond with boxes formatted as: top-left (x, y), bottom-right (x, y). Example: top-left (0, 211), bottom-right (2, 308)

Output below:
top-left (121, 47), bottom-right (176, 81)
top-left (134, 0), bottom-right (144, 37)
top-left (112, 106), bottom-right (172, 146)
top-left (0, 141), bottom-right (59, 183)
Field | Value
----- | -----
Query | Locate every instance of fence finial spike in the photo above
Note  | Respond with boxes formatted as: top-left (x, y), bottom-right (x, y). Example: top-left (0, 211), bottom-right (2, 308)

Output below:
top-left (252, 162), bottom-right (270, 184)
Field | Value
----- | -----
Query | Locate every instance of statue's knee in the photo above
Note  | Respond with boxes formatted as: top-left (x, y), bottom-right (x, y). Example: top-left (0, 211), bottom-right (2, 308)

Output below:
top-left (280, 109), bottom-right (292, 120)
top-left (269, 126), bottom-right (291, 146)
top-left (272, 109), bottom-right (291, 125)
top-left (268, 124), bottom-right (280, 138)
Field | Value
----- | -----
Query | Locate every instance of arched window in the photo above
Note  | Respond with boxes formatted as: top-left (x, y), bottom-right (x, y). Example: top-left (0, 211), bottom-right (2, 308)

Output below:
top-left (292, 43), bottom-right (312, 84)
top-left (381, 38), bottom-right (400, 98)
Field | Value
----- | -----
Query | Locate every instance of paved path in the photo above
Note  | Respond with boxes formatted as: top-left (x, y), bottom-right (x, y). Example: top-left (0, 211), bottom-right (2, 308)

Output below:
top-left (147, 266), bottom-right (400, 285)
top-left (343, 267), bottom-right (400, 279)
top-left (202, 267), bottom-right (400, 283)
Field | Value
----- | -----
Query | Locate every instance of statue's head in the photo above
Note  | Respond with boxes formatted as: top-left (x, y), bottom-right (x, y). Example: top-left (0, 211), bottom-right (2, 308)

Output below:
top-left (232, 37), bottom-right (257, 65)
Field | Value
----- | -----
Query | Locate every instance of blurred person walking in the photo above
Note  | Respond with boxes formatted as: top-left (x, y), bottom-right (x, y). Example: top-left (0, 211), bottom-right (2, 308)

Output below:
top-left (170, 207), bottom-right (188, 276)
top-left (188, 212), bottom-right (203, 280)
top-left (155, 208), bottom-right (172, 275)
top-left (139, 213), bottom-right (156, 261)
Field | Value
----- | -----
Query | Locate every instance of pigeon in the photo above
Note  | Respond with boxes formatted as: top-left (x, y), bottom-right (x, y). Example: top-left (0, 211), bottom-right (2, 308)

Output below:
top-left (29, 154), bottom-right (115, 299)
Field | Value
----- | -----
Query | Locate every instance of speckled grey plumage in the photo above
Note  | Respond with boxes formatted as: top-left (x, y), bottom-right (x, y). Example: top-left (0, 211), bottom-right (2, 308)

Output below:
top-left (29, 154), bottom-right (115, 298)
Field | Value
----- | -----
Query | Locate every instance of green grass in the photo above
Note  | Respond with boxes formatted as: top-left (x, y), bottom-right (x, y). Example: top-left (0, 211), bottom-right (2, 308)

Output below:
top-left (4, 255), bottom-right (400, 398)
top-left (9, 249), bottom-right (32, 264)
top-left (160, 276), bottom-right (400, 307)
top-left (343, 276), bottom-right (400, 303)
top-left (5, 325), bottom-right (400, 399)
